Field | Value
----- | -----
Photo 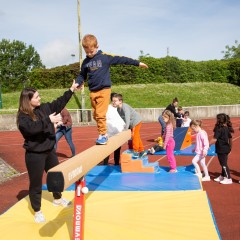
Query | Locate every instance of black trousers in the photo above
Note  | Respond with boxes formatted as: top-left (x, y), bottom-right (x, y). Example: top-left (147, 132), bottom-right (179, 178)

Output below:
top-left (217, 153), bottom-right (231, 179)
top-left (25, 148), bottom-right (61, 212)
top-left (153, 144), bottom-right (164, 152)
top-left (103, 147), bottom-right (121, 165)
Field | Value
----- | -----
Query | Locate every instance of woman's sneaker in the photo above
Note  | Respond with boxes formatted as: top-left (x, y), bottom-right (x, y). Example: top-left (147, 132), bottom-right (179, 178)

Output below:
top-left (202, 176), bottom-right (211, 182)
top-left (214, 175), bottom-right (224, 182)
top-left (220, 178), bottom-right (232, 184)
top-left (34, 211), bottom-right (46, 223)
top-left (53, 198), bottom-right (72, 207)
top-left (169, 169), bottom-right (177, 173)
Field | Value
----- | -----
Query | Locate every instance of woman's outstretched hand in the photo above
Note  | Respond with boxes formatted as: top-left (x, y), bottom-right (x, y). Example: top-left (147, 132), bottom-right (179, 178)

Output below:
top-left (70, 80), bottom-right (80, 92)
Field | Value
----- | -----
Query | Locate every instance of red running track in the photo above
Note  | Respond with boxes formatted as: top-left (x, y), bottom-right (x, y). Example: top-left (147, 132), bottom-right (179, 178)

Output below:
top-left (0, 119), bottom-right (240, 240)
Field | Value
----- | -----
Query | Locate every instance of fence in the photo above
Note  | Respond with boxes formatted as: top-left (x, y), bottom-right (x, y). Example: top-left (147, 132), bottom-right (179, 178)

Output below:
top-left (1, 104), bottom-right (240, 130)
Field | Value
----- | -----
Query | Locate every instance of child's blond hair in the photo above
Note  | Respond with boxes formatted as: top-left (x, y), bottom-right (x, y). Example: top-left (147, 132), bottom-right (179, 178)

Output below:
top-left (163, 110), bottom-right (176, 129)
top-left (82, 34), bottom-right (98, 48)
top-left (190, 119), bottom-right (203, 128)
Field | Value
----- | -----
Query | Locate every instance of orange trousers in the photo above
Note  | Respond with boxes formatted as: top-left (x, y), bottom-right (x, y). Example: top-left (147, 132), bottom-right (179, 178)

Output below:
top-left (90, 88), bottom-right (111, 135)
top-left (132, 122), bottom-right (144, 152)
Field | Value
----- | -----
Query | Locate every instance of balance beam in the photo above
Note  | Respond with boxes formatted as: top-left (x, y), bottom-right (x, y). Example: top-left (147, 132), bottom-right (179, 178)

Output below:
top-left (47, 130), bottom-right (131, 192)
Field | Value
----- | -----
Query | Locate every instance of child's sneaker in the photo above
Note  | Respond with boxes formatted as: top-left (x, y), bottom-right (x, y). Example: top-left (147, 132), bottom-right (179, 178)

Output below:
top-left (220, 178), bottom-right (232, 184)
top-left (169, 169), bottom-right (177, 173)
top-left (194, 173), bottom-right (202, 178)
top-left (96, 135), bottom-right (108, 145)
top-left (139, 151), bottom-right (147, 158)
top-left (202, 176), bottom-right (211, 182)
top-left (34, 211), bottom-right (46, 223)
top-left (53, 198), bottom-right (72, 207)
top-left (214, 175), bottom-right (224, 182)
top-left (132, 152), bottom-right (139, 159)
top-left (149, 147), bottom-right (155, 155)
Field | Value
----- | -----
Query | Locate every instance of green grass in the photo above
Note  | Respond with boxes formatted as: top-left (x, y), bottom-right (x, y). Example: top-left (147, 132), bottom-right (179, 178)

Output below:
top-left (1, 82), bottom-right (240, 111)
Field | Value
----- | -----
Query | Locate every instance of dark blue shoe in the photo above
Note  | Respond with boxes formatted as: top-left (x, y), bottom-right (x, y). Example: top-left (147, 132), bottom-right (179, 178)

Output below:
top-left (96, 135), bottom-right (108, 145)
top-left (139, 151), bottom-right (147, 158)
top-left (132, 152), bottom-right (139, 159)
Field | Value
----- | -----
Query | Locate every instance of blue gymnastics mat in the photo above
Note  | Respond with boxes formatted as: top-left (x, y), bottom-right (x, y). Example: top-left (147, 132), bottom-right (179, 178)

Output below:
top-left (43, 164), bottom-right (201, 192)
top-left (152, 144), bottom-right (217, 156)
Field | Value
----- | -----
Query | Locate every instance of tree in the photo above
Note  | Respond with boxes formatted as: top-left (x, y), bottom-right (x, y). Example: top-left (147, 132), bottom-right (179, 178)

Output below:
top-left (222, 40), bottom-right (240, 60)
top-left (0, 39), bottom-right (45, 92)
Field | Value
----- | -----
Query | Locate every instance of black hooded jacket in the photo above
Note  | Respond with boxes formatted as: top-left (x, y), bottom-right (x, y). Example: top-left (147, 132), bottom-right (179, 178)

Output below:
top-left (18, 89), bottom-right (73, 152)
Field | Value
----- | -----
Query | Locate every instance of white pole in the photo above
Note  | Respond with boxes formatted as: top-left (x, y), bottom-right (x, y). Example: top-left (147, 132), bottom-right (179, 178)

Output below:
top-left (77, 0), bottom-right (86, 122)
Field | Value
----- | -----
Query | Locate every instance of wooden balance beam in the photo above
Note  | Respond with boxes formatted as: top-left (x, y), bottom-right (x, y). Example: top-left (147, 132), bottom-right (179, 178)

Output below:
top-left (47, 130), bottom-right (131, 192)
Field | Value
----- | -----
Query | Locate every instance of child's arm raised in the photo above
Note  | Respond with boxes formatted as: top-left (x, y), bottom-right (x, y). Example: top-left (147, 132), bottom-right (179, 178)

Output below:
top-left (139, 62), bottom-right (148, 68)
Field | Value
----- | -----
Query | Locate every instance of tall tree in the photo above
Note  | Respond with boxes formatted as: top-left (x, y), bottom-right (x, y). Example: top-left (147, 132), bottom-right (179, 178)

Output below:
top-left (222, 40), bottom-right (240, 59)
top-left (0, 39), bottom-right (45, 92)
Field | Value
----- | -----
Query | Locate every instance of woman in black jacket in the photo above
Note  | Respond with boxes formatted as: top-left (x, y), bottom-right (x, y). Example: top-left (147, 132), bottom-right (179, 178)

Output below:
top-left (17, 80), bottom-right (78, 223)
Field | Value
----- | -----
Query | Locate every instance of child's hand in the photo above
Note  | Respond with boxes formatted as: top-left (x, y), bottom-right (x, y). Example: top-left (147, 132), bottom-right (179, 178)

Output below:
top-left (202, 150), bottom-right (207, 157)
top-left (139, 62), bottom-right (148, 68)
top-left (70, 80), bottom-right (80, 92)
top-left (131, 127), bottom-right (135, 138)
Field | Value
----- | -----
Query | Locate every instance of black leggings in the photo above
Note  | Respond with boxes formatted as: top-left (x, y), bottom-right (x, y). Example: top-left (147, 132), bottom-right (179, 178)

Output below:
top-left (103, 147), bottom-right (121, 165)
top-left (217, 153), bottom-right (231, 179)
top-left (25, 148), bottom-right (61, 212)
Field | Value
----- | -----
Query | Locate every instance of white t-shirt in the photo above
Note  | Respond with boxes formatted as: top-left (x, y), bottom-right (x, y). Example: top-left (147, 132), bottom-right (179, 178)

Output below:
top-left (106, 104), bottom-right (126, 137)
top-left (181, 117), bottom-right (191, 127)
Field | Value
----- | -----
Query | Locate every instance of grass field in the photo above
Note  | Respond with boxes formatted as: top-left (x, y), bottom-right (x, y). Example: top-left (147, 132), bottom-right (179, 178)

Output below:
top-left (1, 82), bottom-right (240, 111)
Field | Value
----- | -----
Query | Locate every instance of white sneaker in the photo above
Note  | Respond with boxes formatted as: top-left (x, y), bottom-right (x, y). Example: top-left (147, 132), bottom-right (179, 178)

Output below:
top-left (34, 211), bottom-right (46, 223)
top-left (220, 178), bottom-right (232, 184)
top-left (214, 175), bottom-right (224, 182)
top-left (53, 198), bottom-right (72, 207)
top-left (149, 147), bottom-right (155, 154)
top-left (194, 173), bottom-right (202, 178)
top-left (202, 176), bottom-right (211, 182)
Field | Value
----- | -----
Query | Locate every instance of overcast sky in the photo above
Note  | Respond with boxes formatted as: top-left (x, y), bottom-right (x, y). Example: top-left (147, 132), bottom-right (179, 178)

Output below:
top-left (1, 0), bottom-right (240, 68)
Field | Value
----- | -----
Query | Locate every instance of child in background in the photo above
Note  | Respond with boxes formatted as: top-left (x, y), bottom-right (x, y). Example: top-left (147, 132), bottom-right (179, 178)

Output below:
top-left (148, 136), bottom-right (164, 154)
top-left (158, 97), bottom-right (179, 136)
top-left (103, 92), bottom-right (126, 165)
top-left (176, 106), bottom-right (184, 127)
top-left (190, 120), bottom-right (210, 181)
top-left (55, 108), bottom-right (76, 158)
top-left (211, 113), bottom-right (234, 184)
top-left (112, 93), bottom-right (146, 159)
top-left (162, 110), bottom-right (177, 173)
top-left (76, 34), bottom-right (148, 145)
top-left (181, 111), bottom-right (191, 127)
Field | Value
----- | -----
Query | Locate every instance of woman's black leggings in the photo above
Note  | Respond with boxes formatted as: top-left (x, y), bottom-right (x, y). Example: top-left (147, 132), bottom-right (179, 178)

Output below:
top-left (25, 148), bottom-right (62, 212)
top-left (217, 153), bottom-right (231, 179)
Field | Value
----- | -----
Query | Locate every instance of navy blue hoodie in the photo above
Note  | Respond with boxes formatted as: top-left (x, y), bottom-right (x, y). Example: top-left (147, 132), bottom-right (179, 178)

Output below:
top-left (76, 50), bottom-right (140, 91)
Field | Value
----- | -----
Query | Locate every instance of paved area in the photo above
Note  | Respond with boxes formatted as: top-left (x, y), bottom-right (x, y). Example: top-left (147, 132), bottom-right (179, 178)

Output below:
top-left (0, 158), bottom-right (20, 184)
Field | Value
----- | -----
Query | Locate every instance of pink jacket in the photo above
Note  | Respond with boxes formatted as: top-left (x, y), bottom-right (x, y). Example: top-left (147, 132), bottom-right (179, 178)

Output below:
top-left (194, 129), bottom-right (209, 155)
top-left (163, 123), bottom-right (174, 148)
